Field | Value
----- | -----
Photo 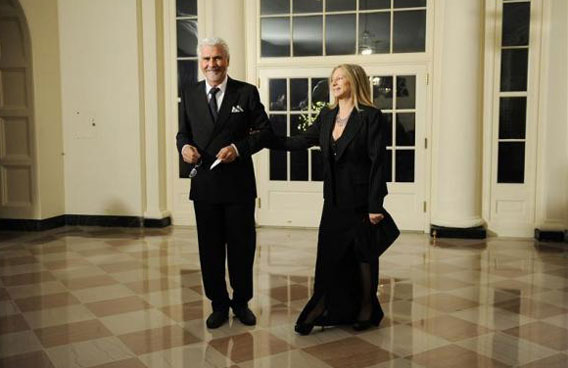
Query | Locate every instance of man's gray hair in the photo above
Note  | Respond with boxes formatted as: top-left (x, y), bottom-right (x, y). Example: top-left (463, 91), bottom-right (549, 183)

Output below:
top-left (197, 37), bottom-right (230, 59)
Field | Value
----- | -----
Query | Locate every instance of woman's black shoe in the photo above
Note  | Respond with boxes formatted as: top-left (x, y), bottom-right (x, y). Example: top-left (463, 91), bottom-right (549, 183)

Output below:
top-left (352, 320), bottom-right (374, 331)
top-left (294, 323), bottom-right (314, 335)
top-left (352, 309), bottom-right (384, 331)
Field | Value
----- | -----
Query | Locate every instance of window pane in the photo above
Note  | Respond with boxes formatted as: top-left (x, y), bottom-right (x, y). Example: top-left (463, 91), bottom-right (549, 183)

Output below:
top-left (393, 10), bottom-right (426, 53)
top-left (372, 76), bottom-right (393, 109)
top-left (326, 14), bottom-right (356, 55)
top-left (269, 79), bottom-right (287, 111)
top-left (272, 114), bottom-right (287, 136)
top-left (177, 59), bottom-right (196, 179)
top-left (396, 75), bottom-right (415, 109)
top-left (327, 0), bottom-right (356, 12)
top-left (177, 60), bottom-right (197, 96)
top-left (385, 149), bottom-right (393, 182)
top-left (498, 142), bottom-right (525, 183)
top-left (394, 0), bottom-right (427, 8)
top-left (177, 19), bottom-right (198, 57)
top-left (502, 2), bottom-right (530, 47)
top-left (290, 115), bottom-right (309, 181)
top-left (312, 78), bottom-right (329, 104)
top-left (176, 0), bottom-right (197, 16)
top-left (261, 0), bottom-right (289, 15)
top-left (291, 152), bottom-right (309, 180)
top-left (293, 0), bottom-right (322, 13)
top-left (290, 79), bottom-right (309, 111)
top-left (395, 150), bottom-right (414, 182)
top-left (383, 113), bottom-right (393, 146)
top-left (359, 13), bottom-right (390, 54)
top-left (293, 16), bottom-right (323, 56)
top-left (360, 0), bottom-right (390, 10)
top-left (499, 97), bottom-right (527, 139)
top-left (270, 115), bottom-right (287, 180)
top-left (500, 49), bottom-right (528, 91)
top-left (261, 18), bottom-right (291, 57)
top-left (311, 149), bottom-right (324, 181)
top-left (396, 113), bottom-right (415, 146)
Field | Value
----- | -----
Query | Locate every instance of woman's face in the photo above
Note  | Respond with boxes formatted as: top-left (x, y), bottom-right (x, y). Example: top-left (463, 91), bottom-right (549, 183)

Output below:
top-left (331, 68), bottom-right (351, 101)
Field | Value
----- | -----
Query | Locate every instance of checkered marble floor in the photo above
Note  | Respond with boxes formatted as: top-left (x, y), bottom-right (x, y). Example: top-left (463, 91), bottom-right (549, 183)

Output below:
top-left (0, 226), bottom-right (567, 368)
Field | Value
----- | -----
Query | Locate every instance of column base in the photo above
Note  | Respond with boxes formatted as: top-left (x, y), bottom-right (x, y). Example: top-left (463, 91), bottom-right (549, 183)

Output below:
top-left (534, 228), bottom-right (566, 242)
top-left (430, 224), bottom-right (486, 239)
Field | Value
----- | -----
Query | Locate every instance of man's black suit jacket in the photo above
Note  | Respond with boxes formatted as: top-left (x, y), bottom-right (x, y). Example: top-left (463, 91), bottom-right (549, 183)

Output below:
top-left (176, 77), bottom-right (272, 203)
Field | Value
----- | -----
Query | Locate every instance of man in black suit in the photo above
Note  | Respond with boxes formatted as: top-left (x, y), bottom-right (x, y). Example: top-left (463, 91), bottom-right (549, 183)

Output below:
top-left (176, 37), bottom-right (272, 329)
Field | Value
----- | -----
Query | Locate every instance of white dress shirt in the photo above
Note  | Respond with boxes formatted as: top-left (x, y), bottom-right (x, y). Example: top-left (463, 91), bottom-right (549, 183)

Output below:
top-left (205, 75), bottom-right (228, 112)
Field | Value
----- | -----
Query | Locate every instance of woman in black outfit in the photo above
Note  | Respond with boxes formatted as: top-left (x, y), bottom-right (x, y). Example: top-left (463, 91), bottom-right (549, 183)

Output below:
top-left (269, 64), bottom-right (398, 334)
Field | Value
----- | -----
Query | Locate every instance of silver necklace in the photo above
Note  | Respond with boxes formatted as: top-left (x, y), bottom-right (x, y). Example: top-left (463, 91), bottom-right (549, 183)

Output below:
top-left (335, 111), bottom-right (352, 128)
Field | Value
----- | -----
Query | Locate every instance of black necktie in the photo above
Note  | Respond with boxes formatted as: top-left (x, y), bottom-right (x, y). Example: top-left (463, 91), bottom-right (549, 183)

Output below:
top-left (209, 87), bottom-right (220, 121)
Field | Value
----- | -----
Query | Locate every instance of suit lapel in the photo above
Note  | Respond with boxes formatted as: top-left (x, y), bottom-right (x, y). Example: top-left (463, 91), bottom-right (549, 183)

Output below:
top-left (209, 78), bottom-right (238, 139)
top-left (191, 81), bottom-right (215, 149)
top-left (334, 109), bottom-right (362, 161)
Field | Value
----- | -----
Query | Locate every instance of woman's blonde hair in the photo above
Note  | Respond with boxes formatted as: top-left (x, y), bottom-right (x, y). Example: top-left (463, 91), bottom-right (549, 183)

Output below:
top-left (329, 64), bottom-right (373, 110)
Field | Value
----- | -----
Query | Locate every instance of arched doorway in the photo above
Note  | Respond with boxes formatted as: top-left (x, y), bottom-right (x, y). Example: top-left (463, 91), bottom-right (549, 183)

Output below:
top-left (0, 0), bottom-right (36, 219)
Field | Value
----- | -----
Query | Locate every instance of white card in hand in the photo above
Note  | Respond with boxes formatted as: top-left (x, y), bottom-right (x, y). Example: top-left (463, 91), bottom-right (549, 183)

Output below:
top-left (210, 158), bottom-right (222, 170)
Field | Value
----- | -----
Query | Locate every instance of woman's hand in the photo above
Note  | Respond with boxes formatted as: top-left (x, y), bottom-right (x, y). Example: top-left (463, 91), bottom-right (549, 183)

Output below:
top-left (369, 213), bottom-right (384, 225)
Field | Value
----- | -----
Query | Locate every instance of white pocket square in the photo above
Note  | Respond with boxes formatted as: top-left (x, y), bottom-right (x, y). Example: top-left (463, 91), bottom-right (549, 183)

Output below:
top-left (231, 105), bottom-right (244, 113)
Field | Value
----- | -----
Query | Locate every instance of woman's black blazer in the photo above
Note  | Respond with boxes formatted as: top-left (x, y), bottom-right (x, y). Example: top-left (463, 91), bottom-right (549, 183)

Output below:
top-left (270, 105), bottom-right (388, 213)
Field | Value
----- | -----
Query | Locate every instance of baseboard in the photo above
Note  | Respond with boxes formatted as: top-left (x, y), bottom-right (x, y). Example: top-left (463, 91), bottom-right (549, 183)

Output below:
top-left (65, 215), bottom-right (143, 228)
top-left (430, 225), bottom-right (487, 239)
top-left (534, 228), bottom-right (566, 242)
top-left (143, 217), bottom-right (172, 228)
top-left (0, 214), bottom-right (171, 231)
top-left (0, 216), bottom-right (66, 231)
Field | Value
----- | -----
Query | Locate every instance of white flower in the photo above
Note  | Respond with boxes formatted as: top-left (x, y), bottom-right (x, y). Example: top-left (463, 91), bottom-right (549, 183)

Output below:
top-left (298, 101), bottom-right (328, 131)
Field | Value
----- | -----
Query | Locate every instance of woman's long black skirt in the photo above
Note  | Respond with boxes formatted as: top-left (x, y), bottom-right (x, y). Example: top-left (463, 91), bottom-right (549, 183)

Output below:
top-left (296, 200), bottom-right (381, 326)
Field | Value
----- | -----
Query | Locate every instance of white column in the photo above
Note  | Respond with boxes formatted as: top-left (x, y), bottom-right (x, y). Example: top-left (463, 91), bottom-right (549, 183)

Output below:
top-left (139, 0), bottom-right (170, 221)
top-left (211, 0), bottom-right (245, 80)
top-left (430, 0), bottom-right (484, 228)
top-left (535, 0), bottom-right (568, 231)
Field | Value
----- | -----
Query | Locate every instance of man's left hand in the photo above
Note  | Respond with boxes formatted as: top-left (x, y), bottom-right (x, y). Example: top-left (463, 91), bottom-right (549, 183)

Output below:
top-left (217, 145), bottom-right (237, 163)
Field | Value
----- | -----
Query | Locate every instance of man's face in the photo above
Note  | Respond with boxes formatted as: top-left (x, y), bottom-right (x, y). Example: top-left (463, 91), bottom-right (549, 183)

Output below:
top-left (200, 45), bottom-right (229, 86)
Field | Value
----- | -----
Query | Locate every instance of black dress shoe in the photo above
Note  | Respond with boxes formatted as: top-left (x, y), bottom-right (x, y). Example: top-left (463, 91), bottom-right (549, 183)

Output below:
top-left (233, 307), bottom-right (256, 326)
top-left (294, 323), bottom-right (314, 335)
top-left (206, 311), bottom-right (228, 329)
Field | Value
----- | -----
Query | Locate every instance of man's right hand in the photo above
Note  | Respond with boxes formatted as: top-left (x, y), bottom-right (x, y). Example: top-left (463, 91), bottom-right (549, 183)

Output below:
top-left (181, 145), bottom-right (201, 164)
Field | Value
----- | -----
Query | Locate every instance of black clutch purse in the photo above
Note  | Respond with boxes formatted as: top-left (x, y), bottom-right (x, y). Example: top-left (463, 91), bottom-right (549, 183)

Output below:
top-left (354, 209), bottom-right (400, 259)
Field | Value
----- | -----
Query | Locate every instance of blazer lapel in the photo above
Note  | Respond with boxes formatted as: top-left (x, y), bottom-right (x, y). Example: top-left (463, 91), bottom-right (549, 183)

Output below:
top-left (334, 109), bottom-right (362, 161)
top-left (191, 81), bottom-right (215, 149)
top-left (319, 107), bottom-right (336, 158)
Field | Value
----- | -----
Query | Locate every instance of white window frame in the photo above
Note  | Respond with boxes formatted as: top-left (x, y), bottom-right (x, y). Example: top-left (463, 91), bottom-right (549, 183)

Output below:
top-left (258, 0), bottom-right (428, 57)
top-left (247, 0), bottom-right (434, 231)
top-left (482, 0), bottom-right (544, 237)
top-left (165, 0), bottom-right (207, 225)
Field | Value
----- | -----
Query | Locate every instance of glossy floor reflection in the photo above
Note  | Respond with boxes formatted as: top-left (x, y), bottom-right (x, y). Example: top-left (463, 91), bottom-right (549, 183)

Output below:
top-left (0, 226), bottom-right (567, 367)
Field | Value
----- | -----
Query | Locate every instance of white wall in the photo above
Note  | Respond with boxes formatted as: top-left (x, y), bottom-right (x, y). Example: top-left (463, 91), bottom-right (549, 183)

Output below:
top-left (58, 0), bottom-right (144, 216)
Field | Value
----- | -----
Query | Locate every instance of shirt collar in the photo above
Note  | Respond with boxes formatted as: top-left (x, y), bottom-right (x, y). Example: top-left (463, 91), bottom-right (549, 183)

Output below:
top-left (205, 75), bottom-right (228, 95)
